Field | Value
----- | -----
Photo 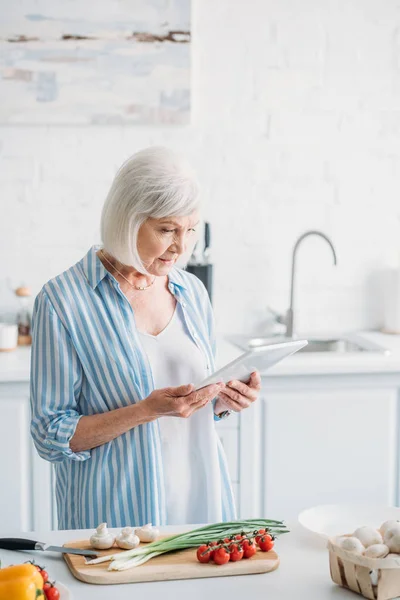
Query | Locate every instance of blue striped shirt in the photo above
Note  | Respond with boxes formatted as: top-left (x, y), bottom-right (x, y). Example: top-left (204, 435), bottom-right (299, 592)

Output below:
top-left (30, 246), bottom-right (236, 529)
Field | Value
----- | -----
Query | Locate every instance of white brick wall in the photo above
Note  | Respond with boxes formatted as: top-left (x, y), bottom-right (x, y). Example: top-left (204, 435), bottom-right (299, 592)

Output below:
top-left (1, 0), bottom-right (400, 338)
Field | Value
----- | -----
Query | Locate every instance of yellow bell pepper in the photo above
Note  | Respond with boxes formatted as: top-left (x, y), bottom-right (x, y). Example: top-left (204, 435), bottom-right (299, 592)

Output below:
top-left (0, 564), bottom-right (44, 599)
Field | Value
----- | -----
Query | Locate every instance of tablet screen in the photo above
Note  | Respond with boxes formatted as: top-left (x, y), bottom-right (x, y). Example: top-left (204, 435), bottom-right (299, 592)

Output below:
top-left (195, 339), bottom-right (308, 390)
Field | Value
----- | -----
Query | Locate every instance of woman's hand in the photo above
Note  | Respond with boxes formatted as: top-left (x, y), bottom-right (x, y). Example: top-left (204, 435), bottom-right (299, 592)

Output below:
top-left (143, 382), bottom-right (225, 420)
top-left (214, 371), bottom-right (261, 414)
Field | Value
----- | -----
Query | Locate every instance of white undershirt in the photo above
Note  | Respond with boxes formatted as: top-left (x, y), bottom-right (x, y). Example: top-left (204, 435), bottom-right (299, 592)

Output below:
top-left (137, 301), bottom-right (223, 525)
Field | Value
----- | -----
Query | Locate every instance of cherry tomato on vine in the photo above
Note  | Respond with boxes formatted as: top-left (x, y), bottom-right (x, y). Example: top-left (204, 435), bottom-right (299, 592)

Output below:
top-left (196, 544), bottom-right (212, 563)
top-left (39, 569), bottom-right (49, 584)
top-left (208, 541), bottom-right (218, 560)
top-left (44, 584), bottom-right (60, 600)
top-left (229, 543), bottom-right (244, 562)
top-left (255, 528), bottom-right (266, 544)
top-left (214, 547), bottom-right (230, 565)
top-left (258, 534), bottom-right (274, 552)
top-left (242, 539), bottom-right (257, 558)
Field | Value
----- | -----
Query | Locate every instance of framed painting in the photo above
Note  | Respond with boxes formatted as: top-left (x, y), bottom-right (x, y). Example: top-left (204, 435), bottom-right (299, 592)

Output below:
top-left (0, 0), bottom-right (190, 125)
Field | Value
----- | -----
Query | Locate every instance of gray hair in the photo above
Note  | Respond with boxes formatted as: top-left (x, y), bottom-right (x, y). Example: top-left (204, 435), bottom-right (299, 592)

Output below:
top-left (100, 146), bottom-right (200, 274)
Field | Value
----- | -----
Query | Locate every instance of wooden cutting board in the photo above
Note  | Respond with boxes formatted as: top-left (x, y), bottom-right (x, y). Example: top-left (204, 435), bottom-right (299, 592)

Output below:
top-left (63, 537), bottom-right (280, 584)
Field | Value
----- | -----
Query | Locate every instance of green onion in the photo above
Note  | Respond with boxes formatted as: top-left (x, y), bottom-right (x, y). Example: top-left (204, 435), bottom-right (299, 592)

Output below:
top-left (86, 519), bottom-right (289, 571)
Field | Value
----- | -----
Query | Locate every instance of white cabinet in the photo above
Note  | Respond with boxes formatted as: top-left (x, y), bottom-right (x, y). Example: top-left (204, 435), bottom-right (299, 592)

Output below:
top-left (0, 382), bottom-right (54, 533)
top-left (0, 390), bottom-right (31, 531)
top-left (239, 374), bottom-right (400, 521)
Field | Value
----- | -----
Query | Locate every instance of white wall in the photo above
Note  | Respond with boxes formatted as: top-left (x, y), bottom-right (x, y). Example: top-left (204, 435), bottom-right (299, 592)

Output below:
top-left (1, 0), bottom-right (400, 337)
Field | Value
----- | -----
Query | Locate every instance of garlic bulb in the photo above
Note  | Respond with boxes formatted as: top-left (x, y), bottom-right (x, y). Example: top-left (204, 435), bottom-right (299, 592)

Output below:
top-left (90, 522), bottom-right (115, 549)
top-left (383, 524), bottom-right (400, 544)
top-left (380, 520), bottom-right (400, 536)
top-left (135, 523), bottom-right (160, 543)
top-left (115, 527), bottom-right (140, 550)
top-left (339, 537), bottom-right (365, 553)
top-left (387, 534), bottom-right (400, 553)
top-left (353, 526), bottom-right (382, 548)
top-left (363, 544), bottom-right (389, 559)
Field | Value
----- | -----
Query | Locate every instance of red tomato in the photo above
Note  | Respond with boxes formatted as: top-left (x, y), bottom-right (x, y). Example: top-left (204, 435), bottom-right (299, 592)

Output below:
top-left (255, 529), bottom-right (266, 544)
top-left (39, 569), bottom-right (49, 584)
top-left (242, 539), bottom-right (257, 558)
top-left (213, 547), bottom-right (230, 565)
top-left (208, 541), bottom-right (218, 560)
top-left (223, 537), bottom-right (231, 544)
top-left (196, 544), bottom-right (211, 563)
top-left (234, 534), bottom-right (243, 541)
top-left (44, 585), bottom-right (60, 600)
top-left (258, 535), bottom-right (274, 552)
top-left (229, 543), bottom-right (244, 562)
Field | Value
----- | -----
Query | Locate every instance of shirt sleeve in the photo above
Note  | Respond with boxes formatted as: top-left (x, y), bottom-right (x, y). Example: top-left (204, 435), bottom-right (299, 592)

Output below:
top-left (30, 290), bottom-right (90, 463)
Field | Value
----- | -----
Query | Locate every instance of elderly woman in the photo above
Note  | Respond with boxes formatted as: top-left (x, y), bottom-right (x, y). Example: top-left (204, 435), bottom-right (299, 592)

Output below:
top-left (30, 147), bottom-right (261, 530)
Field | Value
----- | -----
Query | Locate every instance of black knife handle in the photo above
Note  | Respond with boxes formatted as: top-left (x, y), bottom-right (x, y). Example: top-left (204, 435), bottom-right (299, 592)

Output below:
top-left (204, 222), bottom-right (210, 250)
top-left (0, 538), bottom-right (38, 551)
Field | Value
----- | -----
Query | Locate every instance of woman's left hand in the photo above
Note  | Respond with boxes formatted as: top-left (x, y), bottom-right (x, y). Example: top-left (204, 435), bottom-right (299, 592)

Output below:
top-left (215, 371), bottom-right (261, 414)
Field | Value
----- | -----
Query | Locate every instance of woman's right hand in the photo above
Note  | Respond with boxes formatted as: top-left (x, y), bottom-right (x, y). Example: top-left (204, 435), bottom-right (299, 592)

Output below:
top-left (143, 382), bottom-right (225, 419)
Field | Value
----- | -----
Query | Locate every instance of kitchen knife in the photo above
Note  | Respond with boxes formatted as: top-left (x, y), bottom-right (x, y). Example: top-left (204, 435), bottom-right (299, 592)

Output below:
top-left (0, 538), bottom-right (98, 557)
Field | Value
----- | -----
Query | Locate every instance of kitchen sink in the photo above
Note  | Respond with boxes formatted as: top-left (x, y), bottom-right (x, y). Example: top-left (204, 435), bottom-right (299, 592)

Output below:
top-left (226, 333), bottom-right (391, 355)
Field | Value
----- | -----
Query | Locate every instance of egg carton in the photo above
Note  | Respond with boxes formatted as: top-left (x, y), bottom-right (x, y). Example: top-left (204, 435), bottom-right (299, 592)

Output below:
top-left (328, 538), bottom-right (400, 600)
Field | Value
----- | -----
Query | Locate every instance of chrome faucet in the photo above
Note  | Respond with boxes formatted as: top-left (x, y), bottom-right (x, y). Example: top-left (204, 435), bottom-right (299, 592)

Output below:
top-left (283, 230), bottom-right (337, 338)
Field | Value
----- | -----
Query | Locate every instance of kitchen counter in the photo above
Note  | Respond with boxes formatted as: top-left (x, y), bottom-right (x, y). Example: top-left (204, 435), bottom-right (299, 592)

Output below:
top-left (2, 331), bottom-right (400, 382)
top-left (218, 330), bottom-right (400, 376)
top-left (0, 523), bottom-right (358, 599)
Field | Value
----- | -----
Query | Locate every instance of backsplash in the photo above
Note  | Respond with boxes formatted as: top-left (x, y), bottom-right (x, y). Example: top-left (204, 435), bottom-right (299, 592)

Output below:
top-left (1, 0), bottom-right (400, 337)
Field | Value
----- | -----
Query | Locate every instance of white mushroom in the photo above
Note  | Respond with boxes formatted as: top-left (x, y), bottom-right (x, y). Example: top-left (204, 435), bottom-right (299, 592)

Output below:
top-left (90, 522), bottom-right (115, 549)
top-left (387, 534), bottom-right (400, 554)
top-left (333, 536), bottom-right (347, 547)
top-left (380, 520), bottom-right (400, 536)
top-left (339, 537), bottom-right (365, 553)
top-left (363, 544), bottom-right (389, 559)
top-left (383, 524), bottom-right (400, 544)
top-left (353, 526), bottom-right (382, 548)
top-left (135, 523), bottom-right (160, 543)
top-left (115, 527), bottom-right (140, 550)
top-left (369, 569), bottom-right (379, 587)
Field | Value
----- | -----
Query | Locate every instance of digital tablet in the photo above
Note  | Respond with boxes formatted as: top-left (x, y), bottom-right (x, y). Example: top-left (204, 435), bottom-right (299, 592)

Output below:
top-left (195, 339), bottom-right (308, 390)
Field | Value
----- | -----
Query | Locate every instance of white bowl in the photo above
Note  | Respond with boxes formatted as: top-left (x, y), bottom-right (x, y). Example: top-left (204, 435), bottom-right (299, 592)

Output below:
top-left (298, 504), bottom-right (400, 539)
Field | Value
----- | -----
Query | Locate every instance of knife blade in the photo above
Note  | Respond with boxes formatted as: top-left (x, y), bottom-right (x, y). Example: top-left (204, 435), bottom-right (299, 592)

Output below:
top-left (0, 538), bottom-right (98, 557)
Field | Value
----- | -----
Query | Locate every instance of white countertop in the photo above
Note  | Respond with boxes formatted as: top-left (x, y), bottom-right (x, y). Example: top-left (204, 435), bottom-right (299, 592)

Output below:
top-left (218, 331), bottom-right (400, 377)
top-left (0, 523), bottom-right (357, 599)
top-left (2, 331), bottom-right (400, 383)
